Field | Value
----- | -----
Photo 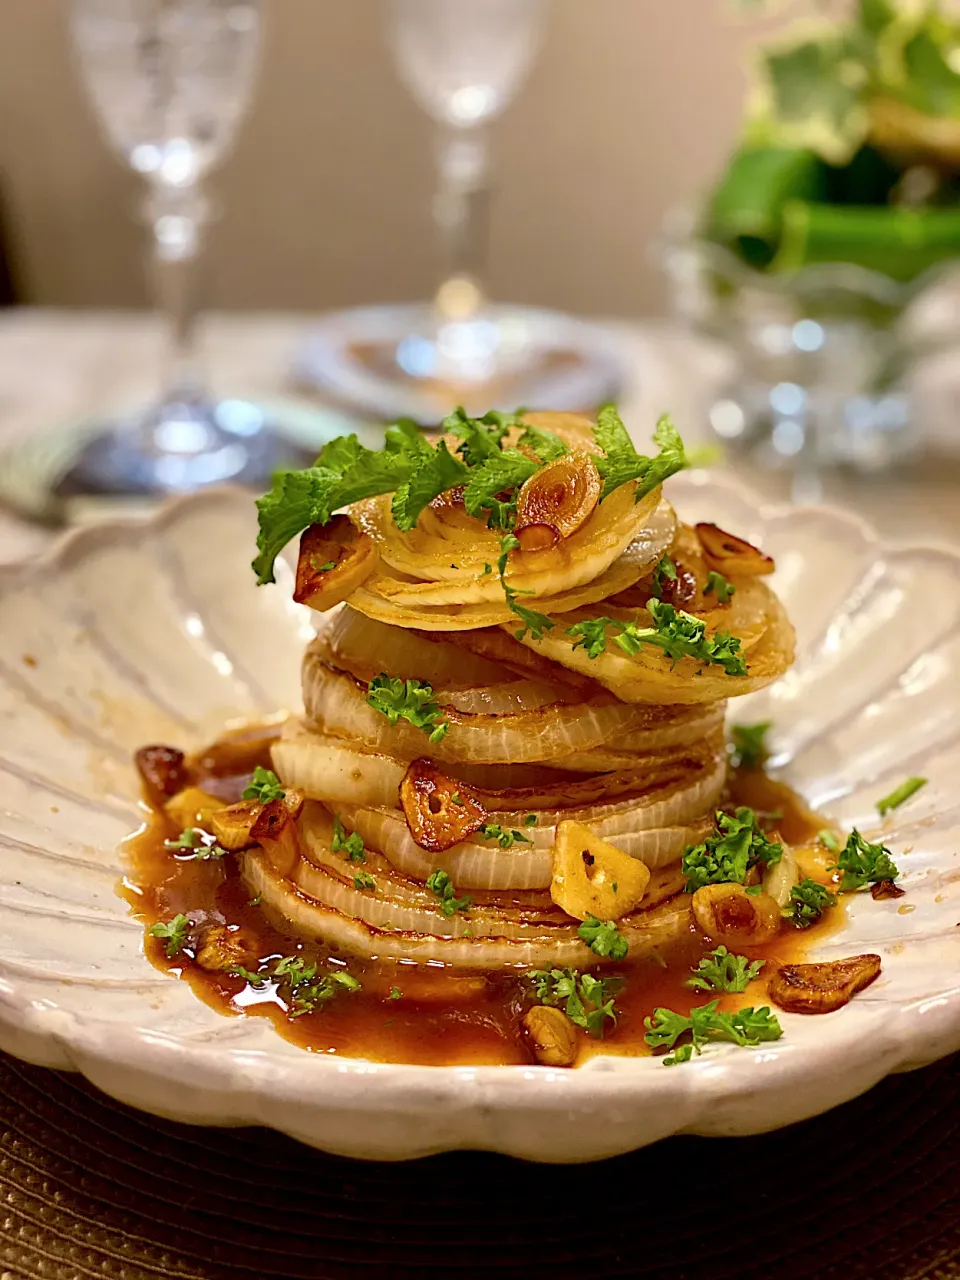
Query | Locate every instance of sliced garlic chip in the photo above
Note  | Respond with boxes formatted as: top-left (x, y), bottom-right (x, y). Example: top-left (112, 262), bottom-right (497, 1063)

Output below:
top-left (550, 819), bottom-right (651, 921)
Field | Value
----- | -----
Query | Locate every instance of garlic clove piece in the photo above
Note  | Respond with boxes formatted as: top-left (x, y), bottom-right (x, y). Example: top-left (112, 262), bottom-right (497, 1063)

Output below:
top-left (550, 819), bottom-right (651, 921)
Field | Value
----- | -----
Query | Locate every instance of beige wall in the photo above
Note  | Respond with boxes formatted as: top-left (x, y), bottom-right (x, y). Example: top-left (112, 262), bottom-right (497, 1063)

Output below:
top-left (0, 1), bottom-right (770, 317)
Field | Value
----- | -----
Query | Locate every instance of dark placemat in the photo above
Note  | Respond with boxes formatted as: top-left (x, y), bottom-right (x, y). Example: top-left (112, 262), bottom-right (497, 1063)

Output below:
top-left (0, 1051), bottom-right (957, 1280)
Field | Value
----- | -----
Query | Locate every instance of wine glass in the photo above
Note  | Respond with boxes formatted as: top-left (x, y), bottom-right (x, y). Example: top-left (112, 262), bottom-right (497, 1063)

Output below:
top-left (62, 0), bottom-right (287, 495)
top-left (389, 0), bottom-right (545, 377)
top-left (295, 0), bottom-right (623, 423)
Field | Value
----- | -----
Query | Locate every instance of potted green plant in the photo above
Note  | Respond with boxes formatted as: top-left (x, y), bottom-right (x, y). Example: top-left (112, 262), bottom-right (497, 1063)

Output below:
top-left (663, 0), bottom-right (960, 474)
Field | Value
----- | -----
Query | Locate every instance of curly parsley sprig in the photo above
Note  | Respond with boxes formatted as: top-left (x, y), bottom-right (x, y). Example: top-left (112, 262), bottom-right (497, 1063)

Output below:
top-left (149, 913), bottom-right (191, 958)
top-left (367, 674), bottom-right (449, 743)
top-left (578, 915), bottom-right (629, 960)
top-left (704, 570), bottom-right (735, 604)
top-left (242, 766), bottom-right (286, 804)
top-left (566, 602), bottom-right (747, 676)
top-left (253, 424), bottom-right (433, 583)
top-left (682, 807), bottom-right (783, 893)
top-left (644, 998), bottom-right (783, 1065)
top-left (830, 829), bottom-right (900, 892)
top-left (593, 407), bottom-right (688, 502)
top-left (785, 878), bottom-right (837, 927)
top-left (650, 555), bottom-right (678, 600)
top-left (232, 954), bottom-right (361, 1018)
top-left (686, 946), bottom-right (765, 993)
top-left (331, 814), bottom-right (366, 862)
top-left (528, 968), bottom-right (623, 1039)
top-left (426, 869), bottom-right (473, 917)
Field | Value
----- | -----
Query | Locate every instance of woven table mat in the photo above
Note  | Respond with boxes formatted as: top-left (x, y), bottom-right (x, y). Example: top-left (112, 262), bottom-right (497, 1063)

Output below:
top-left (0, 1051), bottom-right (956, 1280)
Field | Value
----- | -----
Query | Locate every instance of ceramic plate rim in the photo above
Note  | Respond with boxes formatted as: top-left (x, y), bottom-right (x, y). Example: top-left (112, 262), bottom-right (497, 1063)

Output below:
top-left (0, 474), bottom-right (958, 1161)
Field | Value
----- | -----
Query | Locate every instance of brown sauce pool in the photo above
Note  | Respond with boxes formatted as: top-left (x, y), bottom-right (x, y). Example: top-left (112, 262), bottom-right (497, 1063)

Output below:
top-left (123, 735), bottom-right (843, 1067)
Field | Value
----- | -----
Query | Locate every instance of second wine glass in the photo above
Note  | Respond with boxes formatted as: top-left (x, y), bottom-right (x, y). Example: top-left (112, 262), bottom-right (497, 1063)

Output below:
top-left (296, 0), bottom-right (623, 424)
top-left (389, 0), bottom-right (545, 386)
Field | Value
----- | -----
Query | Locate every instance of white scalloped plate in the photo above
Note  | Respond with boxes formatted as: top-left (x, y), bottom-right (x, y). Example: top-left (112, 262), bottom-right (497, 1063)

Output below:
top-left (0, 476), bottom-right (958, 1162)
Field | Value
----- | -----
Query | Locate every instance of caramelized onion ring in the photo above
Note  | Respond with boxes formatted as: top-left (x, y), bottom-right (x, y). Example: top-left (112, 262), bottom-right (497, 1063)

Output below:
top-left (242, 850), bottom-right (690, 969)
top-left (301, 651), bottom-right (668, 764)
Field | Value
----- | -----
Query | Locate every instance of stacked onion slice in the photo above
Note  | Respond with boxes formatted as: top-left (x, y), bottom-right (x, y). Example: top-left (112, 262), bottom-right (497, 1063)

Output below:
top-left (248, 412), bottom-right (796, 968)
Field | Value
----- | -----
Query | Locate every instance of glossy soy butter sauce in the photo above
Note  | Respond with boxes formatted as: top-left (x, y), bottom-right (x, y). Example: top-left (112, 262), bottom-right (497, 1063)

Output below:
top-left (124, 743), bottom-right (841, 1068)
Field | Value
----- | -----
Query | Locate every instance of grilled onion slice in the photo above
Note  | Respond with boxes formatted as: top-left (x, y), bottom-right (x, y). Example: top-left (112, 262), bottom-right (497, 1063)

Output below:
top-left (294, 516), bottom-right (378, 611)
top-left (696, 522), bottom-right (775, 577)
top-left (242, 846), bottom-right (690, 969)
top-left (272, 718), bottom-right (726, 810)
top-left (301, 652), bottom-right (673, 764)
top-left (509, 580), bottom-right (795, 705)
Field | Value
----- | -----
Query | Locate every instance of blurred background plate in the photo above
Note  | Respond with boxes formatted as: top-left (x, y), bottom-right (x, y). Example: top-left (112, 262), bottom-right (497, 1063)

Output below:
top-left (291, 301), bottom-right (626, 423)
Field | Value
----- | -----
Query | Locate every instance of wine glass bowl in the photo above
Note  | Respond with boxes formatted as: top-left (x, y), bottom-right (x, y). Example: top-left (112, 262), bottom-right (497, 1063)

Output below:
top-left (294, 0), bottom-right (625, 423)
top-left (71, 0), bottom-right (260, 185)
top-left (59, 0), bottom-right (297, 498)
top-left (386, 0), bottom-right (545, 129)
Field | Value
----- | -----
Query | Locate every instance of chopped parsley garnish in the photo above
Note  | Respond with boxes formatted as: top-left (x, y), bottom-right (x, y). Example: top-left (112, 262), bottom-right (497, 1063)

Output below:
top-left (729, 721), bottom-right (772, 770)
top-left (644, 998), bottom-right (783, 1065)
top-left (616, 600), bottom-right (747, 675)
top-left (231, 965), bottom-right (269, 986)
top-left (578, 915), bottom-right (629, 960)
top-left (682, 807), bottom-right (783, 893)
top-left (704, 570), bottom-right (736, 604)
top-left (478, 823), bottom-right (533, 849)
top-left (232, 954), bottom-right (362, 1017)
top-left (593, 407), bottom-right (688, 503)
top-left (567, 615), bottom-right (618, 659)
top-left (331, 814), bottom-right (366, 862)
top-left (253, 405), bottom-right (688, 584)
top-left (353, 870), bottom-right (376, 891)
top-left (785, 878), bottom-right (837, 927)
top-left (497, 534), bottom-right (554, 641)
top-left (818, 829), bottom-right (841, 853)
top-left (566, 602), bottom-right (746, 675)
top-left (149, 913), bottom-right (190, 958)
top-left (831, 829), bottom-right (900, 893)
top-left (650, 555), bottom-right (678, 600)
top-left (524, 813), bottom-right (537, 826)
top-left (686, 946), bottom-right (764, 993)
top-left (388, 986), bottom-right (403, 1000)
top-left (367, 674), bottom-right (449, 743)
top-left (315, 560), bottom-right (337, 573)
top-left (163, 827), bottom-right (228, 860)
top-left (242, 765), bottom-right (286, 804)
top-left (425, 868), bottom-right (472, 917)
top-left (528, 968), bottom-right (622, 1039)
top-left (876, 777), bottom-right (927, 817)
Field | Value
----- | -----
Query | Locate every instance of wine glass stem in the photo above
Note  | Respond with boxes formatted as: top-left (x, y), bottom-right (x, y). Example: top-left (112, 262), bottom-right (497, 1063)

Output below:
top-left (432, 126), bottom-right (490, 322)
top-left (148, 186), bottom-right (209, 403)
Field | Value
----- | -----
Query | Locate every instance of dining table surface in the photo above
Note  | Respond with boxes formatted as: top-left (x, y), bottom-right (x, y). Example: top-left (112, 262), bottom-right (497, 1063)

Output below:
top-left (1, 307), bottom-right (959, 562)
top-left (0, 306), bottom-right (957, 1280)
